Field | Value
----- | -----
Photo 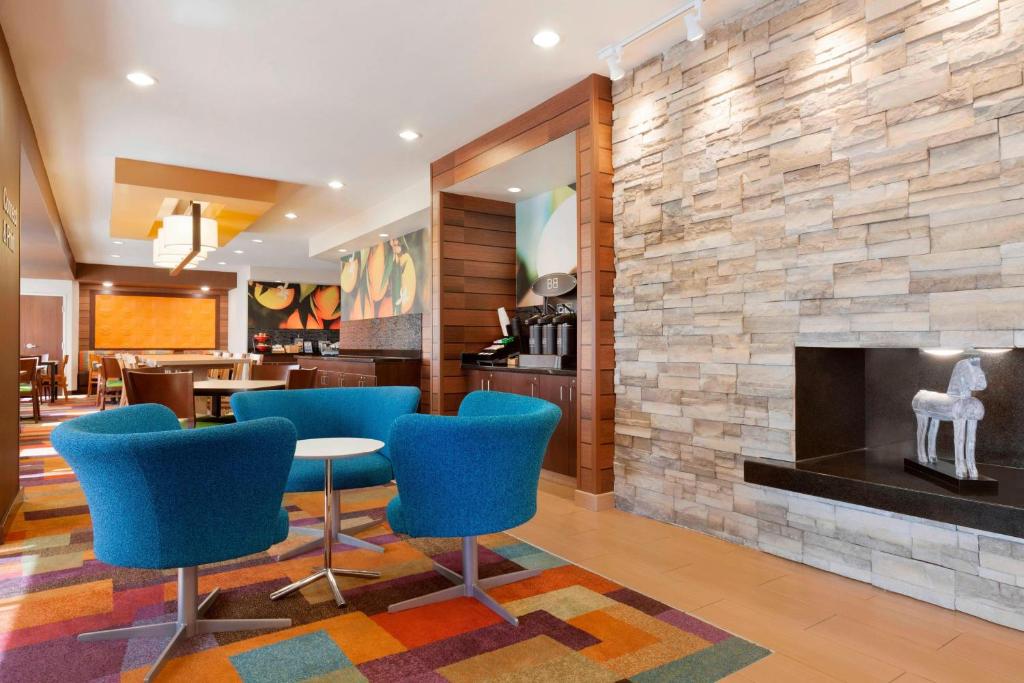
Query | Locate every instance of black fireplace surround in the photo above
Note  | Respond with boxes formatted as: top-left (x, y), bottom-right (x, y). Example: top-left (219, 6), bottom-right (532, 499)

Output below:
top-left (744, 347), bottom-right (1024, 538)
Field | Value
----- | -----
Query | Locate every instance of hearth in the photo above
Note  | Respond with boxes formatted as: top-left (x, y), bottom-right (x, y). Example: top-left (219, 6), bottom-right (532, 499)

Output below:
top-left (744, 347), bottom-right (1024, 538)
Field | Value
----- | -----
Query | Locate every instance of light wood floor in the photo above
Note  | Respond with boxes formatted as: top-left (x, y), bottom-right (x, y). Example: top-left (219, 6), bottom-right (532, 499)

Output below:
top-left (510, 480), bottom-right (1024, 682)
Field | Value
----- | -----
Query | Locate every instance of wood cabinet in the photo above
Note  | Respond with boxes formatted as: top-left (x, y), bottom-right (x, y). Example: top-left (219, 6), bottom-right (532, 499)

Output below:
top-left (297, 356), bottom-right (419, 391)
top-left (464, 367), bottom-right (577, 479)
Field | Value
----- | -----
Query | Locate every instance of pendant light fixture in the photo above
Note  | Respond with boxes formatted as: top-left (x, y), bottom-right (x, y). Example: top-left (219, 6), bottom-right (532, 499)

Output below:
top-left (152, 201), bottom-right (218, 274)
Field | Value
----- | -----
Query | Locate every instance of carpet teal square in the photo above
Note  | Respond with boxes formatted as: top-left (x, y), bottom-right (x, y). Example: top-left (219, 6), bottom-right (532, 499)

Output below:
top-left (492, 541), bottom-right (568, 570)
top-left (230, 630), bottom-right (351, 683)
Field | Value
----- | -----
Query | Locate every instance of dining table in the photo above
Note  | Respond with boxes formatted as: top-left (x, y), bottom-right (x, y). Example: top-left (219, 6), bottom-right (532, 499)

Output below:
top-left (192, 378), bottom-right (285, 418)
top-left (136, 354), bottom-right (254, 376)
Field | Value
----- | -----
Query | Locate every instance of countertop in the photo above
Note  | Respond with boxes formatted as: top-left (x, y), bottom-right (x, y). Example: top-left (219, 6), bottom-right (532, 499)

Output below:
top-left (462, 362), bottom-right (576, 377)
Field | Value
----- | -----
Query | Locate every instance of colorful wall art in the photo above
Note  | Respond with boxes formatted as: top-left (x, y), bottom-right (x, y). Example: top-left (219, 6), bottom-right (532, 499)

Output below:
top-left (248, 282), bottom-right (341, 330)
top-left (515, 185), bottom-right (577, 307)
top-left (339, 228), bottom-right (428, 321)
top-left (94, 293), bottom-right (217, 349)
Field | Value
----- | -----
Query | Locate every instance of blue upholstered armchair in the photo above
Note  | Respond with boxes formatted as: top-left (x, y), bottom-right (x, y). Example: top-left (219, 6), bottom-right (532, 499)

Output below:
top-left (51, 404), bottom-right (297, 682)
top-left (386, 390), bottom-right (560, 625)
top-left (231, 386), bottom-right (421, 558)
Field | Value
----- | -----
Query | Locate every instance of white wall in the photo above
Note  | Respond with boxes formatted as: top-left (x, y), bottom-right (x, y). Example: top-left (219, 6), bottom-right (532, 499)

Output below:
top-left (19, 277), bottom-right (78, 390)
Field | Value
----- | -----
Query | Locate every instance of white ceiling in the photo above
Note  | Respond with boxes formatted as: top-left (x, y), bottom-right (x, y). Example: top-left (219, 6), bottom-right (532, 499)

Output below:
top-left (0, 0), bottom-right (689, 276)
top-left (447, 133), bottom-right (576, 202)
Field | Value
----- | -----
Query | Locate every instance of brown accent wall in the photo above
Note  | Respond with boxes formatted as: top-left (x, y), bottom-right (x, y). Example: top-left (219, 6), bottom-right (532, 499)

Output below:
top-left (0, 25), bottom-right (21, 533)
top-left (79, 283), bottom-right (228, 355)
top-left (427, 74), bottom-right (616, 494)
top-left (436, 193), bottom-right (516, 413)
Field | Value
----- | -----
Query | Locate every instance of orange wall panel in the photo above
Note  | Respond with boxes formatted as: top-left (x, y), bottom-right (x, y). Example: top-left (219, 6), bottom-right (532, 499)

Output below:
top-left (93, 294), bottom-right (217, 349)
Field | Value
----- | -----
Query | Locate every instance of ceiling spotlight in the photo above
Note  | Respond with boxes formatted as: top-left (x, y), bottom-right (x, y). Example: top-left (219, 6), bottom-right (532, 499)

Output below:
top-left (379, 233), bottom-right (389, 238)
top-left (200, 285), bottom-right (210, 292)
top-left (101, 281), bottom-right (113, 288)
top-left (532, 30), bottom-right (560, 48)
top-left (328, 180), bottom-right (344, 190)
top-left (251, 238), bottom-right (263, 243)
top-left (337, 248), bottom-right (348, 253)
top-left (233, 249), bottom-right (244, 254)
top-left (604, 47), bottom-right (625, 81)
top-left (113, 240), bottom-right (124, 245)
top-left (284, 212), bottom-right (297, 219)
top-left (399, 130), bottom-right (420, 141)
top-left (507, 187), bottom-right (522, 193)
top-left (217, 261), bottom-right (227, 265)
top-left (685, 11), bottom-right (704, 42)
top-left (126, 71), bottom-right (157, 87)
top-left (111, 254), bottom-right (121, 258)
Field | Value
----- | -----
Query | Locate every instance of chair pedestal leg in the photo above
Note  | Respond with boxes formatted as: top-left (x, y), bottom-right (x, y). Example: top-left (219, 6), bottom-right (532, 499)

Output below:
top-left (76, 567), bottom-right (290, 682)
top-left (388, 537), bottom-right (539, 625)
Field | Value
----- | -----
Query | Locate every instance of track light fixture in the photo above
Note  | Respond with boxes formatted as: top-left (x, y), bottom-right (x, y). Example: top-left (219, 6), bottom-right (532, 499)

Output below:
top-left (685, 6), bottom-right (705, 41)
top-left (597, 0), bottom-right (704, 81)
top-left (605, 47), bottom-right (625, 81)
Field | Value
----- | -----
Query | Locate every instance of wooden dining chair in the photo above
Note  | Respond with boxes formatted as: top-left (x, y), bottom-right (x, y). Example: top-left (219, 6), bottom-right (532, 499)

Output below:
top-left (285, 367), bottom-right (318, 390)
top-left (97, 356), bottom-right (124, 410)
top-left (250, 364), bottom-right (297, 381)
top-left (39, 354), bottom-right (70, 401)
top-left (19, 357), bottom-right (41, 422)
top-left (123, 370), bottom-right (197, 428)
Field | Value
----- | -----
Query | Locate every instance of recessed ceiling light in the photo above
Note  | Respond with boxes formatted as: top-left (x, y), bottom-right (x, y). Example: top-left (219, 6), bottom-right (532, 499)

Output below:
top-left (275, 280), bottom-right (283, 283)
top-left (217, 261), bottom-right (226, 265)
top-left (532, 30), bottom-right (560, 48)
top-left (184, 263), bottom-right (198, 269)
top-left (251, 238), bottom-right (263, 243)
top-left (233, 249), bottom-right (244, 254)
top-left (200, 285), bottom-right (210, 292)
top-left (101, 281), bottom-right (113, 287)
top-left (111, 254), bottom-right (121, 258)
top-left (284, 212), bottom-right (297, 219)
top-left (337, 248), bottom-right (348, 253)
top-left (507, 187), bottom-right (522, 193)
top-left (379, 233), bottom-right (389, 238)
top-left (113, 240), bottom-right (124, 245)
top-left (126, 71), bottom-right (157, 87)
top-left (399, 130), bottom-right (420, 141)
top-left (328, 180), bottom-right (344, 190)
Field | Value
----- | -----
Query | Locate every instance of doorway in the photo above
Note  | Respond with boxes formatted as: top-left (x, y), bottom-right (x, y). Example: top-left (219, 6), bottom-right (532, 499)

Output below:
top-left (19, 294), bottom-right (63, 362)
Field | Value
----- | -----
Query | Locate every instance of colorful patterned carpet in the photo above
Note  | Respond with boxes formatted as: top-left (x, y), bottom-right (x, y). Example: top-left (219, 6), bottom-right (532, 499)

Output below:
top-left (1, 398), bottom-right (768, 682)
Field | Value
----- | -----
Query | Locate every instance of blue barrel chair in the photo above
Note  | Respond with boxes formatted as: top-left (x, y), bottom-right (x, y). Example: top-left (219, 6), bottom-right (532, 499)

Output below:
top-left (386, 390), bottom-right (560, 625)
top-left (231, 386), bottom-right (421, 559)
top-left (51, 404), bottom-right (297, 682)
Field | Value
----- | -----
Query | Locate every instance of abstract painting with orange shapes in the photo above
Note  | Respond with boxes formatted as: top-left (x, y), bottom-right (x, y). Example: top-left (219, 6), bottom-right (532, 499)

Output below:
top-left (339, 228), bottom-right (428, 321)
top-left (248, 282), bottom-right (342, 330)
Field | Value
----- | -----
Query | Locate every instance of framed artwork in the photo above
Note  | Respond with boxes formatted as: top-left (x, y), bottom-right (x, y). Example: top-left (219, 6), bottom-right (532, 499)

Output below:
top-left (339, 228), bottom-right (428, 321)
top-left (249, 282), bottom-right (341, 330)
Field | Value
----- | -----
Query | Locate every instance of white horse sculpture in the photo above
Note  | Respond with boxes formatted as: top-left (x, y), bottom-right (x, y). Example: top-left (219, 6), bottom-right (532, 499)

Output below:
top-left (911, 357), bottom-right (986, 479)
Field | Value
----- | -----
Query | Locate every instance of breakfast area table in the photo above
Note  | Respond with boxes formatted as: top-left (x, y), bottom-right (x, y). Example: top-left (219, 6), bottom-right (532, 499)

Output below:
top-left (193, 379), bottom-right (285, 418)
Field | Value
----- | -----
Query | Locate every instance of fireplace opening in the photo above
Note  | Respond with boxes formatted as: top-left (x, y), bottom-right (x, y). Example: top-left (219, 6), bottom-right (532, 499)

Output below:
top-left (744, 347), bottom-right (1024, 538)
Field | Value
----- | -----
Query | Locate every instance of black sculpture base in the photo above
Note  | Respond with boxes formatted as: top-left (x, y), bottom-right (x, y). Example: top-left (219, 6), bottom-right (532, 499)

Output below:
top-left (903, 458), bottom-right (999, 495)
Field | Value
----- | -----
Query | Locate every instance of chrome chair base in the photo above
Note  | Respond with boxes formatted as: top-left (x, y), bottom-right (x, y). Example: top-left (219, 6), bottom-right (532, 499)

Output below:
top-left (388, 536), bottom-right (539, 625)
top-left (276, 491), bottom-right (385, 561)
top-left (78, 567), bottom-right (290, 682)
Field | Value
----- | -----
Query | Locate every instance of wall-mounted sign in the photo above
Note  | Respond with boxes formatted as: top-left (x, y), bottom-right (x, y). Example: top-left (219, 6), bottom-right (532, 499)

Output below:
top-left (1, 187), bottom-right (16, 253)
top-left (531, 272), bottom-right (577, 299)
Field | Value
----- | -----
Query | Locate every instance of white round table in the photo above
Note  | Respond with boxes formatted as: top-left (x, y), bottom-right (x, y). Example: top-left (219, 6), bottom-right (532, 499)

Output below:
top-left (270, 437), bottom-right (385, 608)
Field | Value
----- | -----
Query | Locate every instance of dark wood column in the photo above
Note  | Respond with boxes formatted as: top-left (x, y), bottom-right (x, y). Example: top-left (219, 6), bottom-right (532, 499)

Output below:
top-left (426, 74), bottom-right (616, 500)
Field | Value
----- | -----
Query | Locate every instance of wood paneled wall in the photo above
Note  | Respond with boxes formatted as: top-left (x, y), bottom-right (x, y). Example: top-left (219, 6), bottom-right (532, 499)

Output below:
top-left (0, 26), bottom-right (22, 535)
top-left (435, 193), bottom-right (516, 413)
top-left (427, 74), bottom-right (616, 495)
top-left (79, 282), bottom-right (228, 357)
top-left (576, 77), bottom-right (615, 496)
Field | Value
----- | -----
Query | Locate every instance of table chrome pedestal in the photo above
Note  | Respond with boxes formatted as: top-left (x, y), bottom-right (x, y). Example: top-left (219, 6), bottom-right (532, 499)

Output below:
top-left (270, 438), bottom-right (383, 607)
